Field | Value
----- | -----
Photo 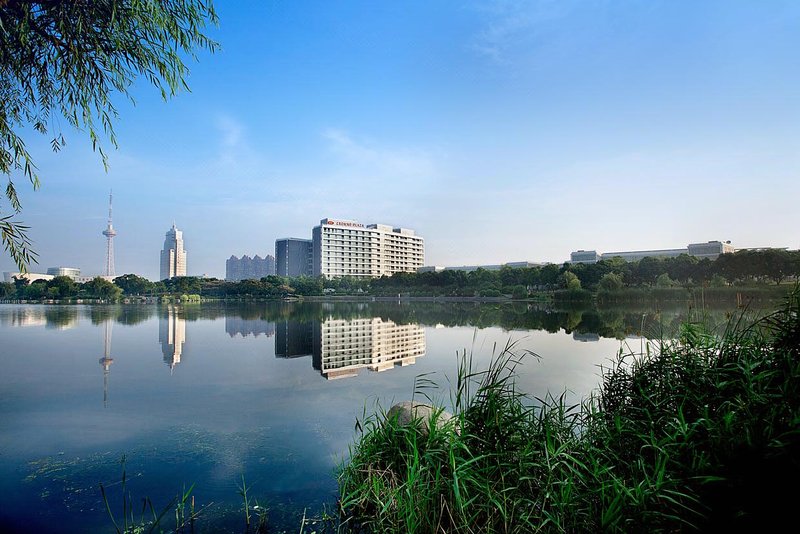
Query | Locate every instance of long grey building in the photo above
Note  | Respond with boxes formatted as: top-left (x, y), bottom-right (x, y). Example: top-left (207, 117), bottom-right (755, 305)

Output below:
top-left (570, 240), bottom-right (735, 264)
top-left (275, 238), bottom-right (313, 277)
top-left (226, 254), bottom-right (275, 281)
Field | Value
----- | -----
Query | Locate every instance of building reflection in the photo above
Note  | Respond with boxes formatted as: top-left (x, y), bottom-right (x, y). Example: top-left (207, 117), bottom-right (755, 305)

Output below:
top-left (159, 307), bottom-right (186, 373)
top-left (275, 320), bottom-right (313, 358)
top-left (225, 316), bottom-right (275, 338)
top-left (572, 332), bottom-right (600, 342)
top-left (99, 321), bottom-right (114, 407)
top-left (0, 307), bottom-right (79, 329)
top-left (310, 318), bottom-right (426, 380)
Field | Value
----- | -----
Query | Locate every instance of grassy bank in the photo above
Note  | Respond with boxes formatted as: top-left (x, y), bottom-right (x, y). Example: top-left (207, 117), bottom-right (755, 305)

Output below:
top-left (338, 290), bottom-right (800, 532)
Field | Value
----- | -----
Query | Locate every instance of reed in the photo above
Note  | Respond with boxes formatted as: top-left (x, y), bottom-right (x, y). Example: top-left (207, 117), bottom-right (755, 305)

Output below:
top-left (338, 289), bottom-right (800, 532)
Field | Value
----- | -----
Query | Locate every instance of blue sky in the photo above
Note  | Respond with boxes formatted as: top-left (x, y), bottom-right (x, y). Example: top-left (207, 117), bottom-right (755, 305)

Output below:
top-left (3, 0), bottom-right (799, 280)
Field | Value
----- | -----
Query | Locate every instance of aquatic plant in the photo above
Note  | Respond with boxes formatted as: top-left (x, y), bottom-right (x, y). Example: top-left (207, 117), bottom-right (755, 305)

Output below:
top-left (338, 289), bottom-right (800, 532)
top-left (99, 456), bottom-right (198, 533)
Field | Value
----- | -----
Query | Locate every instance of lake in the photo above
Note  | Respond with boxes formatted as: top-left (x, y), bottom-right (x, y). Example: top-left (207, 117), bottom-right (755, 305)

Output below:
top-left (0, 300), bottom-right (757, 532)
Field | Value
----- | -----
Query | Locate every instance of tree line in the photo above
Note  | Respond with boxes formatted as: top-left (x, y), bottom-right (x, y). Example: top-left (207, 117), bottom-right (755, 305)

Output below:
top-left (2, 249), bottom-right (798, 301)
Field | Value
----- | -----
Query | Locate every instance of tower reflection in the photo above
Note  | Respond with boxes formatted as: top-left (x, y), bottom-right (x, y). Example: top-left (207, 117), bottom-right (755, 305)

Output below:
top-left (98, 320), bottom-right (114, 407)
top-left (159, 306), bottom-right (186, 373)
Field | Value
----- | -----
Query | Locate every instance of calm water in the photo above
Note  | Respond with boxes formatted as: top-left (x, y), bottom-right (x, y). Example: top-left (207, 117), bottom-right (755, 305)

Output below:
top-left (0, 301), bottom-right (752, 532)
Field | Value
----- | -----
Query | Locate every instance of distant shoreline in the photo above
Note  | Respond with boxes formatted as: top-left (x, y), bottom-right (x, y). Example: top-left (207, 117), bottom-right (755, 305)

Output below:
top-left (0, 284), bottom-right (792, 306)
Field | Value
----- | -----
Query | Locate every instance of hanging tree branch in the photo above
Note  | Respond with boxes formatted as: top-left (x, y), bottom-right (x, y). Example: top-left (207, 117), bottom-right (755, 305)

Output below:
top-left (0, 0), bottom-right (218, 271)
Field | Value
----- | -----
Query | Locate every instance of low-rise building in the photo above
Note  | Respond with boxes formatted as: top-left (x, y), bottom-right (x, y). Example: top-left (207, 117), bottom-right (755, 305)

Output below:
top-left (570, 241), bottom-right (735, 264)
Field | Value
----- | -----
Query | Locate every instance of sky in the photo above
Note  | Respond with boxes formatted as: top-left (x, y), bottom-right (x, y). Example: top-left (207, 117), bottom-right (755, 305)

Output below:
top-left (3, 0), bottom-right (799, 280)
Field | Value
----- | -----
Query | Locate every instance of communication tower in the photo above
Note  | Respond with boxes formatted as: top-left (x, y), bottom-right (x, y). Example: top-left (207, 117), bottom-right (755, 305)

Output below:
top-left (102, 191), bottom-right (117, 276)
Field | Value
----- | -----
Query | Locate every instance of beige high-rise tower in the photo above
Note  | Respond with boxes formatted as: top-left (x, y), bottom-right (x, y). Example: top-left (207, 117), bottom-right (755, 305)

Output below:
top-left (159, 223), bottom-right (187, 280)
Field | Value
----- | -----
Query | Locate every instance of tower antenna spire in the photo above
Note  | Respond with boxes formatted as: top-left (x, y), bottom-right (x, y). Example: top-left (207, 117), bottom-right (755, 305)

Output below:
top-left (102, 190), bottom-right (117, 277)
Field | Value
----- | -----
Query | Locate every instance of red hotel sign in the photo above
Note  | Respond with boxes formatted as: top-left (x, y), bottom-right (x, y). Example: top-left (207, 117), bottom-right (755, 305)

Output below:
top-left (323, 219), bottom-right (365, 229)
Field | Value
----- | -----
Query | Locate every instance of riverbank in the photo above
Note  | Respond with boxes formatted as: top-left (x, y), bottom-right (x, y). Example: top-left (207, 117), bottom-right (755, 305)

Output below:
top-left (1, 283), bottom-right (793, 307)
top-left (338, 290), bottom-right (800, 532)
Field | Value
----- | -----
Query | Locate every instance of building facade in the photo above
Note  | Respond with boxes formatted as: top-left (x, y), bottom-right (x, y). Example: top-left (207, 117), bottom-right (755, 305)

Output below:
top-left (275, 238), bottom-right (313, 277)
top-left (226, 254), bottom-right (276, 281)
top-left (311, 218), bottom-right (424, 278)
top-left (159, 224), bottom-right (187, 280)
top-left (570, 241), bottom-right (735, 264)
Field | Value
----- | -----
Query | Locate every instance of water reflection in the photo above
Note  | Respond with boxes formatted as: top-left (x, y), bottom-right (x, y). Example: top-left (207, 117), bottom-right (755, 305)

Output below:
top-left (225, 316), bottom-right (275, 337)
top-left (99, 321), bottom-right (114, 407)
top-left (311, 318), bottom-right (426, 380)
top-left (0, 306), bottom-right (79, 328)
top-left (0, 300), bottom-right (776, 532)
top-left (159, 306), bottom-right (186, 372)
top-left (0, 301), bottom-right (751, 343)
top-left (275, 320), bottom-right (313, 358)
top-left (573, 332), bottom-right (600, 342)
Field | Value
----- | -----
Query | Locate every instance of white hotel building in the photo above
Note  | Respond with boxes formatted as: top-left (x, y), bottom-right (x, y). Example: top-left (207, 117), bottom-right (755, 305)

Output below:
top-left (311, 218), bottom-right (424, 278)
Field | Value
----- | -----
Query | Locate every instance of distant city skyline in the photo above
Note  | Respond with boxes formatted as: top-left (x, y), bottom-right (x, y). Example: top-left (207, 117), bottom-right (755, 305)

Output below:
top-left (1, 1), bottom-right (798, 279)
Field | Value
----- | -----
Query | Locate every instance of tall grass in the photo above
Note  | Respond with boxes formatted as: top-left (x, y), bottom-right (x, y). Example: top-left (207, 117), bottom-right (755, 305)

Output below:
top-left (338, 290), bottom-right (800, 532)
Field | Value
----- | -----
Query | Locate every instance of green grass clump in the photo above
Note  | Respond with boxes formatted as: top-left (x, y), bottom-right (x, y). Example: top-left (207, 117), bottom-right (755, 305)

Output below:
top-left (338, 291), bottom-right (800, 533)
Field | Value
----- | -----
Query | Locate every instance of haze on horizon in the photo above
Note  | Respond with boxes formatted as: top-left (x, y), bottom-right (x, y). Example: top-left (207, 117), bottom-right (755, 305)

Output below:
top-left (2, 0), bottom-right (798, 281)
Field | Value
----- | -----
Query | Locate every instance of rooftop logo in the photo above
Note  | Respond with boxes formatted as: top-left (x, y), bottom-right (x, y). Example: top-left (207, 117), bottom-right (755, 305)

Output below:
top-left (323, 219), bottom-right (365, 228)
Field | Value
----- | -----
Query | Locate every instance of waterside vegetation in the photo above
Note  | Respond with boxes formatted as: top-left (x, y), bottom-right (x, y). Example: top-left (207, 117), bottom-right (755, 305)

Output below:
top-left (2, 249), bottom-right (799, 304)
top-left (338, 289), bottom-right (800, 532)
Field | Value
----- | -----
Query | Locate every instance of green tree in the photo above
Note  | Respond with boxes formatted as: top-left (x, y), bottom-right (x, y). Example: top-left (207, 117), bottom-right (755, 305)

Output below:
top-left (114, 273), bottom-right (154, 295)
top-left (1, 0), bottom-right (218, 270)
top-left (23, 279), bottom-right (46, 299)
top-left (0, 280), bottom-right (14, 298)
top-left (598, 272), bottom-right (624, 292)
top-left (655, 273), bottom-right (676, 288)
top-left (82, 276), bottom-right (122, 300)
top-left (46, 275), bottom-right (76, 298)
top-left (561, 271), bottom-right (582, 291)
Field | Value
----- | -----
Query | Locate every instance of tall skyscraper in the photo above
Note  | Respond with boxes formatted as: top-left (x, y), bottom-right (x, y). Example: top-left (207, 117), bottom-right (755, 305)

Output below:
top-left (102, 191), bottom-right (117, 277)
top-left (160, 223), bottom-right (187, 280)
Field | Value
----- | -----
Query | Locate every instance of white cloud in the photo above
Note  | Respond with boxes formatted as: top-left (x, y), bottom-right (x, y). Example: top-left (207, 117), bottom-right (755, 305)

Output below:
top-left (471, 0), bottom-right (577, 64)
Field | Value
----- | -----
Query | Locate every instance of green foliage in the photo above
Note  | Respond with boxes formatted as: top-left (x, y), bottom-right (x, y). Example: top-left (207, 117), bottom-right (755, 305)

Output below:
top-left (83, 276), bottom-right (122, 301)
top-left (0, 280), bottom-right (14, 297)
top-left (655, 272), bottom-right (675, 287)
top-left (339, 290), bottom-right (800, 532)
top-left (598, 272), bottom-right (624, 291)
top-left (114, 273), bottom-right (155, 295)
top-left (0, 0), bottom-right (218, 270)
top-left (562, 270), bottom-right (582, 290)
